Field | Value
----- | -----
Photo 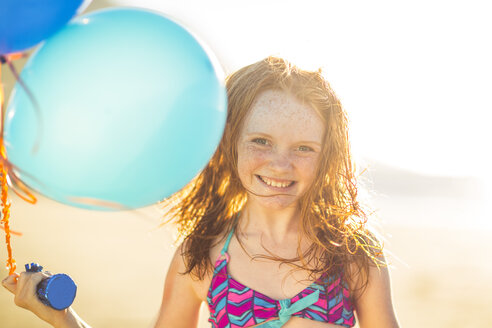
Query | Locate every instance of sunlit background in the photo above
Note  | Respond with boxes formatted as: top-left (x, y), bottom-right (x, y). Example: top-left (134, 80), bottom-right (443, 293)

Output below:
top-left (1, 0), bottom-right (491, 327)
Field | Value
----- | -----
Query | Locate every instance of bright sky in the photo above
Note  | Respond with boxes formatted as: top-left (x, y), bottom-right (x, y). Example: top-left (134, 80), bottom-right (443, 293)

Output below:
top-left (111, 0), bottom-right (492, 178)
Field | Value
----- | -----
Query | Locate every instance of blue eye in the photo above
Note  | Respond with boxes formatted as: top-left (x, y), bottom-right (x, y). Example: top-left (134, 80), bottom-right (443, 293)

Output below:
top-left (298, 145), bottom-right (313, 152)
top-left (252, 138), bottom-right (268, 145)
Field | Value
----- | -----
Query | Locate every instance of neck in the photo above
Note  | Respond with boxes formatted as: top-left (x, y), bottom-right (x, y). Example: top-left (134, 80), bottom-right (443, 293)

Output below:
top-left (238, 201), bottom-right (301, 245)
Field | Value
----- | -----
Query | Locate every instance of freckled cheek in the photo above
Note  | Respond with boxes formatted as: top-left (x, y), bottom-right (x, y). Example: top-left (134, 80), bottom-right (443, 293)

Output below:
top-left (242, 146), bottom-right (269, 164)
top-left (294, 157), bottom-right (319, 181)
top-left (237, 148), bottom-right (268, 183)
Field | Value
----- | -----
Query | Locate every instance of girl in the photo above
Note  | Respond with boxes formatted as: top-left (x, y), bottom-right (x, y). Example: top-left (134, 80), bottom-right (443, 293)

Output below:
top-left (2, 57), bottom-right (399, 328)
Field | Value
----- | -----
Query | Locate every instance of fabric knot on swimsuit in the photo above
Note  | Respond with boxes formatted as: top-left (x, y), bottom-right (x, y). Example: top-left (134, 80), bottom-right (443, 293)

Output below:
top-left (260, 289), bottom-right (320, 327)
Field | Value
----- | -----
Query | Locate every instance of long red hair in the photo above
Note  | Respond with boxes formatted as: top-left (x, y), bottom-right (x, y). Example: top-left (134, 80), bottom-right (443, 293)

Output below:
top-left (161, 56), bottom-right (383, 297)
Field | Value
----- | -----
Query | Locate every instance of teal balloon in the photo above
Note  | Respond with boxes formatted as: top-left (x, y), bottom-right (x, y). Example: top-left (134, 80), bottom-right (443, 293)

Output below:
top-left (4, 8), bottom-right (227, 210)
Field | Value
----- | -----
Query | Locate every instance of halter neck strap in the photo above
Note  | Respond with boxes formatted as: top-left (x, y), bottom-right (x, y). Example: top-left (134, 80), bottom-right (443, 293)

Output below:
top-left (220, 214), bottom-right (239, 255)
top-left (220, 225), bottom-right (235, 255)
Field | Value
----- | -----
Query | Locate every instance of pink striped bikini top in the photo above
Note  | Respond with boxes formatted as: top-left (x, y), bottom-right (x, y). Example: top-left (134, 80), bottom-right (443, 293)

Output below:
top-left (206, 225), bottom-right (356, 327)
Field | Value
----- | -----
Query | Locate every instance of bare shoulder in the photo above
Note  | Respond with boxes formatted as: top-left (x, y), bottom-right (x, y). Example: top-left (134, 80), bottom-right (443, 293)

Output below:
top-left (192, 231), bottom-right (233, 300)
top-left (182, 240), bottom-right (220, 302)
top-left (154, 244), bottom-right (205, 328)
top-left (348, 250), bottom-right (400, 328)
top-left (171, 233), bottom-right (229, 300)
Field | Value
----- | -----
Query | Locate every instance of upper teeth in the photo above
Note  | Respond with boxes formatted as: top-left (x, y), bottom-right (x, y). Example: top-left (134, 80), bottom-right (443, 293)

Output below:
top-left (260, 176), bottom-right (292, 188)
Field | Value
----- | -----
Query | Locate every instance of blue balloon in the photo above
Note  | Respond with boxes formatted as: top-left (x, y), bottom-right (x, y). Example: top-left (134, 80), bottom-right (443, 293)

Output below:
top-left (0, 0), bottom-right (92, 55)
top-left (4, 8), bottom-right (227, 210)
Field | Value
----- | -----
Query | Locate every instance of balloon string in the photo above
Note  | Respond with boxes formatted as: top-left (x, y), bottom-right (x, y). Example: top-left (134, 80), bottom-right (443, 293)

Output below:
top-left (1, 53), bottom-right (37, 275)
top-left (3, 53), bottom-right (42, 156)
top-left (0, 54), bottom-right (38, 204)
top-left (6, 171), bottom-right (37, 204)
top-left (0, 161), bottom-right (16, 274)
top-left (0, 57), bottom-right (4, 136)
top-left (0, 65), bottom-right (16, 274)
top-left (0, 52), bottom-right (26, 139)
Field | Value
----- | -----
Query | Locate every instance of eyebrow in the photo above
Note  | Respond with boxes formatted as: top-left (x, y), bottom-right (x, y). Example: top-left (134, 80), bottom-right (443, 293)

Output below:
top-left (245, 132), bottom-right (322, 146)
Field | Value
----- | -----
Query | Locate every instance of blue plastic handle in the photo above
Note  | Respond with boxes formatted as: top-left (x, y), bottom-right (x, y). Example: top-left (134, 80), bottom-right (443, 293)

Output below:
top-left (25, 263), bottom-right (77, 310)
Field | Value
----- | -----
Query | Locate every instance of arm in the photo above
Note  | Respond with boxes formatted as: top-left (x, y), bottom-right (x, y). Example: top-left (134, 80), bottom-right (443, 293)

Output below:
top-left (153, 243), bottom-right (203, 328)
top-left (351, 255), bottom-right (400, 328)
top-left (2, 272), bottom-right (91, 328)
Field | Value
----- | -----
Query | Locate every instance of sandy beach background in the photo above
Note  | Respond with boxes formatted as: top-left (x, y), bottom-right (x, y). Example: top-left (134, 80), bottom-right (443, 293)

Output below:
top-left (2, 1), bottom-right (492, 327)
top-left (1, 161), bottom-right (491, 328)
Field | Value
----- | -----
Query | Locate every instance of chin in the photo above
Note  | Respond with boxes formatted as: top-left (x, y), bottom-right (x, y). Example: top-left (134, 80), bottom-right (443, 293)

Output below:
top-left (250, 194), bottom-right (299, 211)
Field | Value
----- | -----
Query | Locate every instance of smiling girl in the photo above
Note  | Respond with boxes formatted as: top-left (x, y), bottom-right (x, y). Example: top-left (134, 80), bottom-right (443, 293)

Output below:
top-left (3, 57), bottom-right (399, 328)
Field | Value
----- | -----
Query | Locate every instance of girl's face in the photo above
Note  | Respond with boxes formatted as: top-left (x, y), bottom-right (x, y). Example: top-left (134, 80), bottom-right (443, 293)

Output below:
top-left (237, 89), bottom-right (324, 210)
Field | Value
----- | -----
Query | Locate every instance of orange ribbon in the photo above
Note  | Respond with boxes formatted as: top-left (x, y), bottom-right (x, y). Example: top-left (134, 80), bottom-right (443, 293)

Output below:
top-left (0, 53), bottom-right (37, 275)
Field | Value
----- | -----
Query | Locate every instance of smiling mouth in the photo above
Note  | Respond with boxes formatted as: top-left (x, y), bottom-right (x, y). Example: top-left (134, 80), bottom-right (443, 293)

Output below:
top-left (256, 175), bottom-right (296, 188)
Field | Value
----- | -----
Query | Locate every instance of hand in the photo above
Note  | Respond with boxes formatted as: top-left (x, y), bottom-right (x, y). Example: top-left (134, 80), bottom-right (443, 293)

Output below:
top-left (2, 271), bottom-right (69, 327)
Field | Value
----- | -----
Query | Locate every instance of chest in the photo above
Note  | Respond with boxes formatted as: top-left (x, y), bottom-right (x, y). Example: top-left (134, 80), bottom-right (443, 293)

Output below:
top-left (192, 234), bottom-right (320, 302)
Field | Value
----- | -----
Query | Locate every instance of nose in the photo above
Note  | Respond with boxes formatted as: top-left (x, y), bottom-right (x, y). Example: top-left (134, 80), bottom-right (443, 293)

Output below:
top-left (268, 148), bottom-right (293, 172)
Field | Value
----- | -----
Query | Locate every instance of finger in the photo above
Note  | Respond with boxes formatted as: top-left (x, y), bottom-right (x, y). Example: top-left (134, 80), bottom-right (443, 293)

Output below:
top-left (17, 271), bottom-right (45, 293)
top-left (15, 272), bottom-right (46, 309)
top-left (2, 273), bottom-right (20, 294)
